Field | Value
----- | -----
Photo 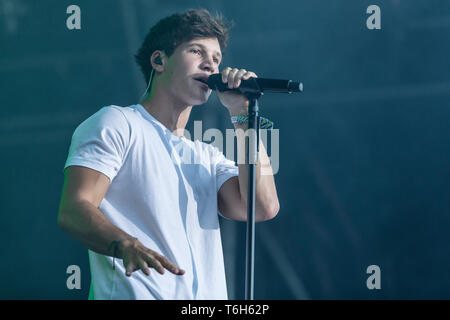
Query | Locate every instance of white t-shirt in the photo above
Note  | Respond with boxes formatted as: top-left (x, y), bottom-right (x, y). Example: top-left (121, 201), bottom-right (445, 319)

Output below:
top-left (64, 104), bottom-right (239, 300)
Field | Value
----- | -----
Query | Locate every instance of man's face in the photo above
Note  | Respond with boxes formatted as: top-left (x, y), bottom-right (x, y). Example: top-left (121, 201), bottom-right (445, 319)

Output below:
top-left (160, 37), bottom-right (222, 106)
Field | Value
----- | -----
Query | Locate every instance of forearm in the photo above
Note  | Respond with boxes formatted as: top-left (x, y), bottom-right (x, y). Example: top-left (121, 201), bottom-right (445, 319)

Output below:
top-left (233, 121), bottom-right (280, 220)
top-left (58, 200), bottom-right (132, 258)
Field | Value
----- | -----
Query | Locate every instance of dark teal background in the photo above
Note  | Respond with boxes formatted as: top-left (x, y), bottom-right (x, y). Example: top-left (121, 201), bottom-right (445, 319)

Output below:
top-left (1, 0), bottom-right (449, 299)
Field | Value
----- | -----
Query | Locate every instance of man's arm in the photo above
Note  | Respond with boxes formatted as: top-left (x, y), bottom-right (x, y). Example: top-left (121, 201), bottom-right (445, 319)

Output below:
top-left (217, 67), bottom-right (280, 222)
top-left (218, 121), bottom-right (280, 222)
top-left (57, 165), bottom-right (184, 277)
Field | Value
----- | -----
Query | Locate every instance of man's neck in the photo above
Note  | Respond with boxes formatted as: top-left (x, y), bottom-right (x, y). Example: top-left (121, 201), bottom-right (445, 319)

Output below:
top-left (140, 89), bottom-right (192, 138)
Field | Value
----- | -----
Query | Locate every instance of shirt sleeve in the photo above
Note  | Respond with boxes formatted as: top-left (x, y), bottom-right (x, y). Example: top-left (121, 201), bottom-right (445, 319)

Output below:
top-left (64, 106), bottom-right (130, 182)
top-left (211, 145), bottom-right (239, 193)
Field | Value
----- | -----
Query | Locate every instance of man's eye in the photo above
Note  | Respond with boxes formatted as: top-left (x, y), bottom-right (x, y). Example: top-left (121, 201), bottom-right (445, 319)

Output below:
top-left (191, 49), bottom-right (219, 64)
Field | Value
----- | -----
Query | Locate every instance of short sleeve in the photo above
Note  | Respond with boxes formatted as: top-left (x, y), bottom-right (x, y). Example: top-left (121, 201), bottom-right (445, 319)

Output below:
top-left (211, 145), bottom-right (239, 193)
top-left (64, 106), bottom-right (130, 182)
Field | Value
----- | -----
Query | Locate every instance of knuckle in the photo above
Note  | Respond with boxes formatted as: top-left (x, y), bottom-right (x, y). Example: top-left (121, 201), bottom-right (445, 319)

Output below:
top-left (137, 258), bottom-right (147, 267)
top-left (145, 248), bottom-right (156, 257)
top-left (146, 255), bottom-right (157, 266)
top-left (159, 256), bottom-right (170, 266)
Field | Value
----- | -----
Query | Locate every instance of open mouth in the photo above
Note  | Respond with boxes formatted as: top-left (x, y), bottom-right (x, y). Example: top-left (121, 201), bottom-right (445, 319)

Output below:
top-left (194, 78), bottom-right (209, 89)
top-left (194, 77), bottom-right (208, 84)
top-left (194, 76), bottom-right (207, 83)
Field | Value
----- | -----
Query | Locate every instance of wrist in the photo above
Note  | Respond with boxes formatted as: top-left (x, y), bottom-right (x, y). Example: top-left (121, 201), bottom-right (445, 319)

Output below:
top-left (231, 115), bottom-right (249, 129)
top-left (228, 107), bottom-right (248, 117)
top-left (230, 114), bottom-right (275, 130)
top-left (114, 237), bottom-right (138, 259)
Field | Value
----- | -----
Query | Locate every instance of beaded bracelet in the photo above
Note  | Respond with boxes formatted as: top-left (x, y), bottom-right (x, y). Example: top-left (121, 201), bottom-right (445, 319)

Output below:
top-left (230, 115), bottom-right (274, 129)
top-left (108, 237), bottom-right (137, 270)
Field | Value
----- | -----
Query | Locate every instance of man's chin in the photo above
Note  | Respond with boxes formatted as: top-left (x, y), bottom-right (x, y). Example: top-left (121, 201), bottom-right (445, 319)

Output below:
top-left (191, 92), bottom-right (211, 105)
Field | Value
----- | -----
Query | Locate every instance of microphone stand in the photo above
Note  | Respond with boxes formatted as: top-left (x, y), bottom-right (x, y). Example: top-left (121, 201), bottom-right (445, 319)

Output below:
top-left (209, 74), bottom-right (301, 299)
top-left (244, 91), bottom-right (262, 300)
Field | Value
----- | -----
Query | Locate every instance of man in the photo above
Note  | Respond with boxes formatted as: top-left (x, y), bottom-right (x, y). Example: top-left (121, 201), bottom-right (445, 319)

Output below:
top-left (58, 8), bottom-right (279, 300)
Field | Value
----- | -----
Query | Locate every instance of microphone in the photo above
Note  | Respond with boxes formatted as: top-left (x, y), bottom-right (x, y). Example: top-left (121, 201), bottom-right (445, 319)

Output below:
top-left (207, 73), bottom-right (303, 94)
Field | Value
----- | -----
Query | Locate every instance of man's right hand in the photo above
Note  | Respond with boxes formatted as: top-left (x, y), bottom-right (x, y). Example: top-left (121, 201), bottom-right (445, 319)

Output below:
top-left (58, 166), bottom-right (184, 278)
top-left (118, 238), bottom-right (185, 277)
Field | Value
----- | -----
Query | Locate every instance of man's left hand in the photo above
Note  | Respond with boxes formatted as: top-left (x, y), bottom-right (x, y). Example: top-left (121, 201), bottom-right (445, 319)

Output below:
top-left (216, 67), bottom-right (258, 116)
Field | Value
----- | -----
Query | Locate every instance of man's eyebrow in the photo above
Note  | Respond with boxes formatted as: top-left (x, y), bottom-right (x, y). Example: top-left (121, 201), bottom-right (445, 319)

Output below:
top-left (187, 43), bottom-right (222, 59)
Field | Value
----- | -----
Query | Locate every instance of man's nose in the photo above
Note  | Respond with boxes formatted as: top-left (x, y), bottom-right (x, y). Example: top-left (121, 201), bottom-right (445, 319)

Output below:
top-left (200, 58), bottom-right (217, 74)
top-left (200, 64), bottom-right (215, 74)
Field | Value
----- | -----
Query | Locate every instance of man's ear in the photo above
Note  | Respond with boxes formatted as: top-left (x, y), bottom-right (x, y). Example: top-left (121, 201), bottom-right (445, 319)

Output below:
top-left (150, 51), bottom-right (165, 71)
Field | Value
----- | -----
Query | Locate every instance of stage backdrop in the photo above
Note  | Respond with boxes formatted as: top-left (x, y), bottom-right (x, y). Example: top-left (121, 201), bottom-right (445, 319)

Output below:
top-left (1, 0), bottom-right (449, 299)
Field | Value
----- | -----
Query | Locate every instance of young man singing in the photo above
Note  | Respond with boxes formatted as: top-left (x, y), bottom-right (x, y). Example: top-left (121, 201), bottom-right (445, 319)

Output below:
top-left (58, 8), bottom-right (279, 300)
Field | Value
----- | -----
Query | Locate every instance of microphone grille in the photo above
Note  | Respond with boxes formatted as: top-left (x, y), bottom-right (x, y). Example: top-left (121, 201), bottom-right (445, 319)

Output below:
top-left (287, 80), bottom-right (303, 92)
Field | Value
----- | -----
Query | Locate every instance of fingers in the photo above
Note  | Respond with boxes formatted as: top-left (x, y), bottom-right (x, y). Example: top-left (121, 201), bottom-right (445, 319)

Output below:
top-left (243, 71), bottom-right (257, 79)
top-left (221, 67), bottom-right (258, 89)
top-left (125, 261), bottom-right (139, 277)
top-left (137, 259), bottom-right (151, 276)
top-left (227, 68), bottom-right (244, 89)
top-left (155, 254), bottom-right (185, 275)
top-left (145, 255), bottom-right (165, 275)
top-left (124, 249), bottom-right (185, 277)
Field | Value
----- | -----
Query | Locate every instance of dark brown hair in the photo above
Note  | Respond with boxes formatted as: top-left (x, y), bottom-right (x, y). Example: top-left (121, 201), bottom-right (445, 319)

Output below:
top-left (135, 8), bottom-right (234, 85)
